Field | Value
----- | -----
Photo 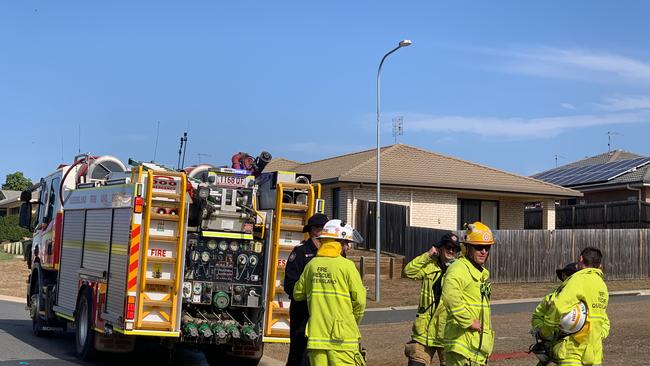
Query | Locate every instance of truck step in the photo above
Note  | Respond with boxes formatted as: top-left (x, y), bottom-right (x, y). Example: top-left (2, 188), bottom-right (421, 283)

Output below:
top-left (149, 235), bottom-right (179, 242)
top-left (282, 203), bottom-right (308, 212)
top-left (152, 192), bottom-right (181, 201)
top-left (280, 224), bottom-right (303, 232)
top-left (143, 299), bottom-right (173, 308)
top-left (146, 278), bottom-right (175, 286)
top-left (146, 256), bottom-right (177, 263)
top-left (150, 213), bottom-right (180, 221)
top-left (140, 321), bottom-right (171, 330)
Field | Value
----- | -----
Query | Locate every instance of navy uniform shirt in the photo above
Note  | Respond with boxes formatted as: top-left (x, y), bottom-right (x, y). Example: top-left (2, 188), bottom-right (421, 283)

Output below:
top-left (284, 238), bottom-right (318, 336)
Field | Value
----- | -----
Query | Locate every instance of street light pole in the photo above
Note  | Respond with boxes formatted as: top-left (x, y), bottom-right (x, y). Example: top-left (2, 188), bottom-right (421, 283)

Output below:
top-left (376, 39), bottom-right (411, 303)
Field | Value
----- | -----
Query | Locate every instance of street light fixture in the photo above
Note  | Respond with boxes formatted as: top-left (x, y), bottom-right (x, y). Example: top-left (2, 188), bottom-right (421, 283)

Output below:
top-left (375, 39), bottom-right (411, 303)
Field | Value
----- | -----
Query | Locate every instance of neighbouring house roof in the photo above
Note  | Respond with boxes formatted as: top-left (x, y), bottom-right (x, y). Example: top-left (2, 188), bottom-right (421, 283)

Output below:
top-left (0, 190), bottom-right (22, 208)
top-left (562, 150), bottom-right (645, 168)
top-left (266, 144), bottom-right (580, 198)
top-left (533, 150), bottom-right (650, 189)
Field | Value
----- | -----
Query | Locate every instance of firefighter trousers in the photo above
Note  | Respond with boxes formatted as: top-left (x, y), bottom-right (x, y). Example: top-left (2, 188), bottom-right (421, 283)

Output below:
top-left (445, 352), bottom-right (486, 366)
top-left (308, 349), bottom-right (365, 366)
top-left (404, 341), bottom-right (445, 365)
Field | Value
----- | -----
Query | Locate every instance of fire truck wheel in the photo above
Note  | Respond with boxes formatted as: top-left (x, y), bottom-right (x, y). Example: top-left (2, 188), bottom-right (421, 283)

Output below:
top-left (75, 289), bottom-right (96, 360)
top-left (30, 271), bottom-right (47, 337)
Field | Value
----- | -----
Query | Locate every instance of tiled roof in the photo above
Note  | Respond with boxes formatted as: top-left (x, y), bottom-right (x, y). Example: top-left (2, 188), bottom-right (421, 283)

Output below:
top-left (267, 144), bottom-right (580, 198)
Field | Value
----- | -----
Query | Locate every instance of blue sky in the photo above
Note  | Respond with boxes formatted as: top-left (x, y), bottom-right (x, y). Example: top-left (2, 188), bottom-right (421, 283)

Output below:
top-left (2, 1), bottom-right (650, 183)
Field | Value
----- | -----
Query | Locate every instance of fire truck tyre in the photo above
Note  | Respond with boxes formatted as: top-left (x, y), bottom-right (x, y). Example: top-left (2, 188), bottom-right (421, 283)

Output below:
top-left (75, 289), bottom-right (96, 360)
top-left (30, 271), bottom-right (47, 337)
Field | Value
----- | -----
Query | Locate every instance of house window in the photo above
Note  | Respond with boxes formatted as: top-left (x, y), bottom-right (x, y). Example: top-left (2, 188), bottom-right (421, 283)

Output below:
top-left (458, 199), bottom-right (499, 229)
top-left (332, 188), bottom-right (340, 219)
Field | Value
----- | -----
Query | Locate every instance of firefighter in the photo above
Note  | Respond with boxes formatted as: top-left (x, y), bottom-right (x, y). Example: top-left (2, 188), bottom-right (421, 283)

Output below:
top-left (539, 247), bottom-right (610, 365)
top-left (441, 222), bottom-right (495, 366)
top-left (293, 219), bottom-right (366, 366)
top-left (404, 233), bottom-right (460, 366)
top-left (531, 262), bottom-right (579, 332)
top-left (284, 213), bottom-right (330, 366)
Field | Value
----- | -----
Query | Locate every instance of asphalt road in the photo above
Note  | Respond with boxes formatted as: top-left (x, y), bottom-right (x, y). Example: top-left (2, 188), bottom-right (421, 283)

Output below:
top-left (362, 293), bottom-right (650, 324)
top-left (0, 299), bottom-right (283, 366)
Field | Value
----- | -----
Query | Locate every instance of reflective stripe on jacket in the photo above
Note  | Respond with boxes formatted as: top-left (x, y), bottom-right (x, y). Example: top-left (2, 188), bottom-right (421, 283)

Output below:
top-left (403, 252), bottom-right (447, 347)
top-left (293, 240), bottom-right (367, 351)
top-left (441, 256), bottom-right (493, 364)
top-left (541, 268), bottom-right (610, 365)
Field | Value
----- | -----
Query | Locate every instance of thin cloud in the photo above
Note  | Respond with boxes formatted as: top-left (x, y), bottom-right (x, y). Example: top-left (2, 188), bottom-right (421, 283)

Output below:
top-left (596, 95), bottom-right (650, 111)
top-left (404, 111), bottom-right (650, 139)
top-left (561, 103), bottom-right (576, 110)
top-left (484, 47), bottom-right (650, 85)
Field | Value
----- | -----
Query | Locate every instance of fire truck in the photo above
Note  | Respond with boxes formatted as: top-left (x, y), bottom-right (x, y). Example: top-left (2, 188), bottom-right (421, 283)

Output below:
top-left (19, 152), bottom-right (323, 364)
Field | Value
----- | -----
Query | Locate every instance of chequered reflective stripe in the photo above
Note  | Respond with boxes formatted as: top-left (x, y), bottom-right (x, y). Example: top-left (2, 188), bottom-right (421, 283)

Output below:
top-left (127, 224), bottom-right (141, 291)
top-left (556, 361), bottom-right (583, 365)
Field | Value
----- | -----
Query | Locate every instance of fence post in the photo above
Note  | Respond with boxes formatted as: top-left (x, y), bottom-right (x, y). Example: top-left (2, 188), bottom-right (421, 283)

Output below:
top-left (359, 256), bottom-right (365, 279)
top-left (639, 200), bottom-right (642, 227)
top-left (389, 257), bottom-right (395, 279)
top-left (572, 206), bottom-right (576, 228)
top-left (603, 203), bottom-right (608, 229)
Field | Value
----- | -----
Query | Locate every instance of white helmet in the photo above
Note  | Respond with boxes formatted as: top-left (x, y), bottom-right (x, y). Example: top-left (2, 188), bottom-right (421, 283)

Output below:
top-left (559, 302), bottom-right (588, 334)
top-left (318, 219), bottom-right (364, 244)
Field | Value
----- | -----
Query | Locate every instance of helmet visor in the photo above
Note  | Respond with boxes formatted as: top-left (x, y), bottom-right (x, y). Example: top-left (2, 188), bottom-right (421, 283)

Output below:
top-left (351, 229), bottom-right (364, 244)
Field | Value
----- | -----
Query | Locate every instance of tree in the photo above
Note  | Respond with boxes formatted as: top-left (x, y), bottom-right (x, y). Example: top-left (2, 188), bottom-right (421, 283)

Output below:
top-left (0, 215), bottom-right (31, 242)
top-left (2, 172), bottom-right (32, 191)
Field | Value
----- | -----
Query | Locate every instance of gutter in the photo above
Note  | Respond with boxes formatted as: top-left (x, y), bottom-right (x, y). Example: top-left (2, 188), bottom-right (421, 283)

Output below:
top-left (626, 184), bottom-right (642, 201)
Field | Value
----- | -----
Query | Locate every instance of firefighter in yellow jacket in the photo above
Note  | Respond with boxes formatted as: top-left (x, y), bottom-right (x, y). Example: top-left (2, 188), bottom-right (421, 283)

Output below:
top-left (403, 233), bottom-right (460, 366)
top-left (539, 247), bottom-right (610, 366)
top-left (531, 262), bottom-right (578, 332)
top-left (293, 219), bottom-right (366, 366)
top-left (441, 222), bottom-right (495, 366)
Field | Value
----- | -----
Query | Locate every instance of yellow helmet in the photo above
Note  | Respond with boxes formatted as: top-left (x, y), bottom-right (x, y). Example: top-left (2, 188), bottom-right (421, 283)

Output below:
top-left (463, 222), bottom-right (495, 245)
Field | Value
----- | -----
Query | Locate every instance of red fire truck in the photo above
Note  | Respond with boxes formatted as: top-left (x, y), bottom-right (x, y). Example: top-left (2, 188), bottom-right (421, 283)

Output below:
top-left (19, 152), bottom-right (323, 364)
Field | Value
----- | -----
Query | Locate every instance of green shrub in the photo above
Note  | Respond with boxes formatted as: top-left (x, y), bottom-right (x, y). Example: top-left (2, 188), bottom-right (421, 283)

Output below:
top-left (0, 215), bottom-right (32, 242)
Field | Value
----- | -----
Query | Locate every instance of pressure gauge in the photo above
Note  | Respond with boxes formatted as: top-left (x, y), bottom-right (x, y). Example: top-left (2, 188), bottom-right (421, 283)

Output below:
top-left (201, 251), bottom-right (210, 262)
top-left (207, 239), bottom-right (218, 250)
top-left (218, 240), bottom-right (228, 251)
top-left (229, 241), bottom-right (239, 251)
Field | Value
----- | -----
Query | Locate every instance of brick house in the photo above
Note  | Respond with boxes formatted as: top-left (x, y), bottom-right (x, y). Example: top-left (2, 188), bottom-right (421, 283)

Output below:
top-left (266, 144), bottom-right (579, 230)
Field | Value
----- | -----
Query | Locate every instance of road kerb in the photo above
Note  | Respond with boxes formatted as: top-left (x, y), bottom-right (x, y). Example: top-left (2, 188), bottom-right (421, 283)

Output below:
top-left (366, 289), bottom-right (648, 312)
top-left (0, 294), bottom-right (25, 304)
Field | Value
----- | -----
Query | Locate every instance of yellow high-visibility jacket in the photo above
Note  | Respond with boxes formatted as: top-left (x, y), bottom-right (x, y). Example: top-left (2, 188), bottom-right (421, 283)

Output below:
top-left (532, 292), bottom-right (554, 331)
top-left (403, 252), bottom-right (448, 347)
top-left (441, 256), bottom-right (493, 364)
top-left (541, 268), bottom-right (610, 366)
top-left (293, 240), bottom-right (366, 351)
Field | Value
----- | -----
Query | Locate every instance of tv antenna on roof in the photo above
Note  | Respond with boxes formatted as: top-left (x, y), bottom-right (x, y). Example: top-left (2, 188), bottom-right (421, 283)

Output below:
top-left (392, 116), bottom-right (403, 144)
top-left (607, 131), bottom-right (622, 153)
top-left (555, 154), bottom-right (565, 168)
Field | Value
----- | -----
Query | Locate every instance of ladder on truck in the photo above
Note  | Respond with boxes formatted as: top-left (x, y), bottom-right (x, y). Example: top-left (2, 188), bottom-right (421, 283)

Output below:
top-left (264, 181), bottom-right (322, 340)
top-left (128, 161), bottom-right (187, 335)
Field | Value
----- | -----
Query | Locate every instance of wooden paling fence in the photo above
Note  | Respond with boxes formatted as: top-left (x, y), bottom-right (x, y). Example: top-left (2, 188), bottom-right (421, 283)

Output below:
top-left (355, 200), bottom-right (650, 283)
top-left (406, 229), bottom-right (650, 283)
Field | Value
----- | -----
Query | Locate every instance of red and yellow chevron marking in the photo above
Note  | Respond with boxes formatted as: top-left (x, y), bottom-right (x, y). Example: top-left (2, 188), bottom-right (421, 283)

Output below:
top-left (127, 224), bottom-right (141, 291)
